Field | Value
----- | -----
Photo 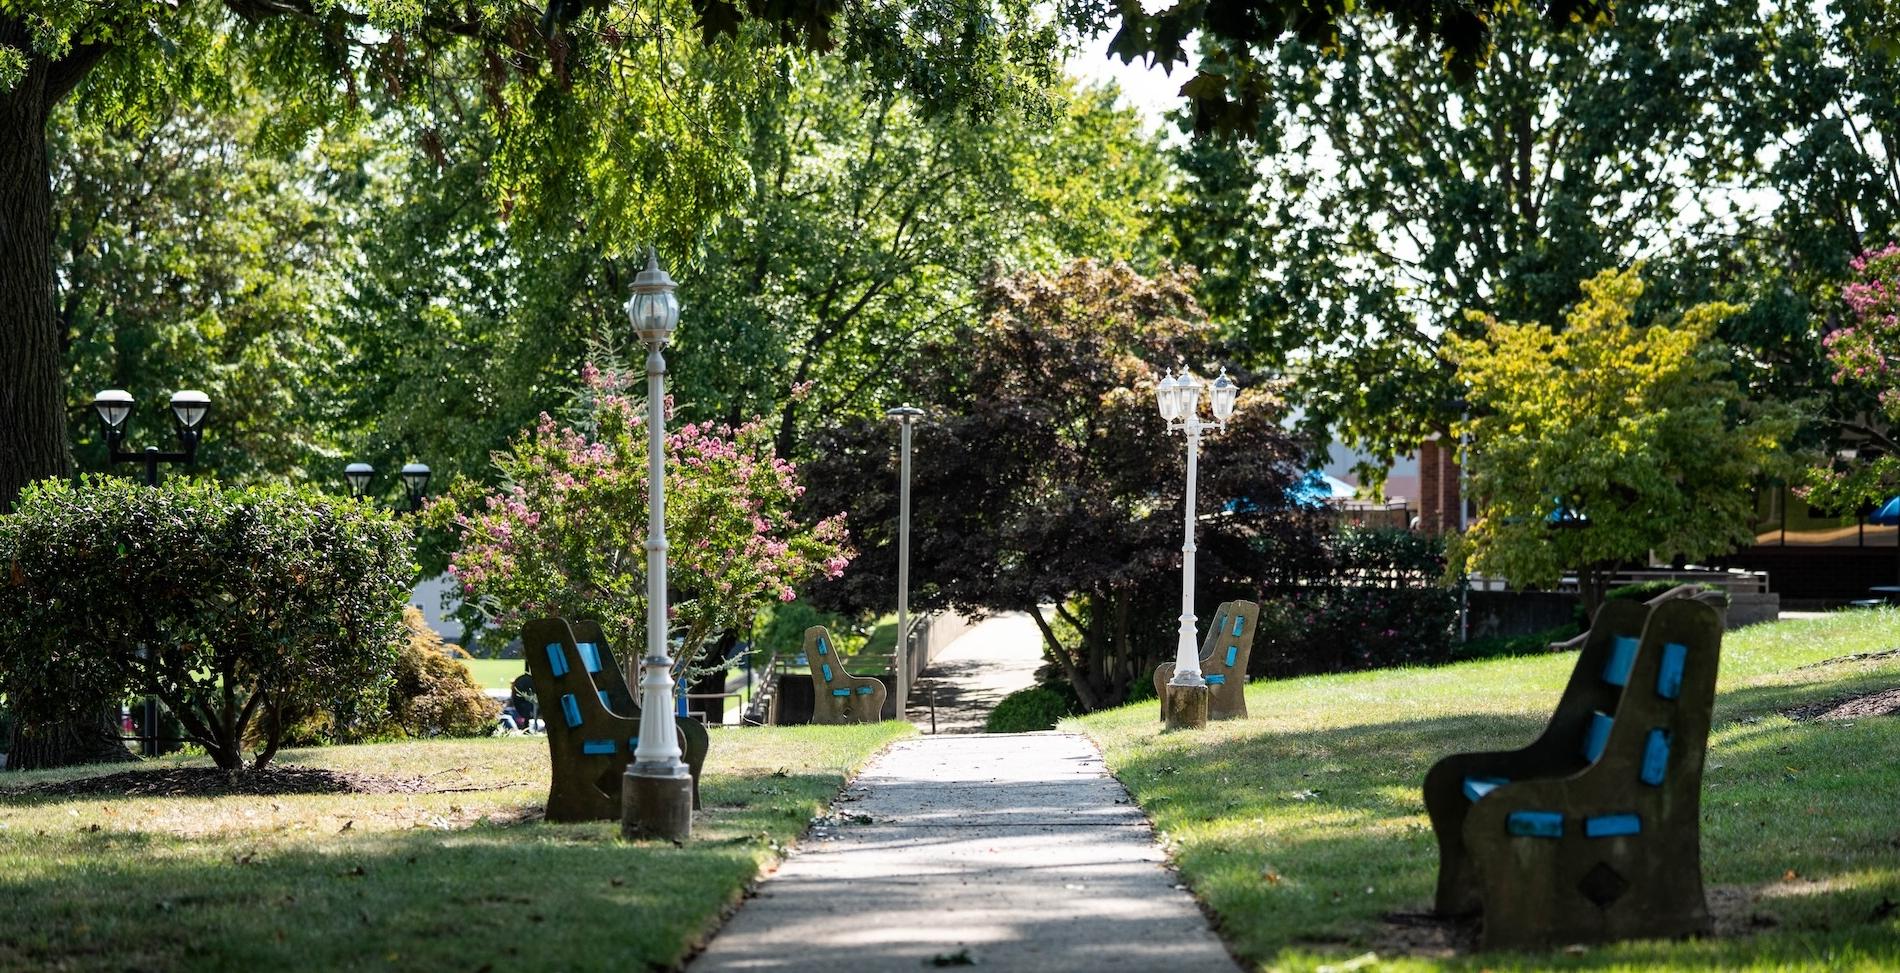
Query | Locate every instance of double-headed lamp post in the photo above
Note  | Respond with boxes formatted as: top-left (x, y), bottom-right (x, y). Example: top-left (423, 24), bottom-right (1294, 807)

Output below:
top-left (92, 388), bottom-right (211, 486)
top-left (621, 249), bottom-right (693, 841)
top-left (887, 405), bottom-right (925, 720)
top-left (343, 462), bottom-right (432, 512)
top-left (1155, 367), bottom-right (1239, 730)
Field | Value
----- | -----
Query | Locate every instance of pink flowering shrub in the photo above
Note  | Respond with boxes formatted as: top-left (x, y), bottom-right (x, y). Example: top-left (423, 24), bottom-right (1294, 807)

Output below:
top-left (1805, 244), bottom-right (1900, 512)
top-left (428, 365), bottom-right (851, 674)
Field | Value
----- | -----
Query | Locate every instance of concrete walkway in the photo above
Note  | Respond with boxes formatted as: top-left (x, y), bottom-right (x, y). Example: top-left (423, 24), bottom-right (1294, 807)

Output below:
top-left (913, 612), bottom-right (1044, 734)
top-left (690, 732), bottom-right (1238, 972)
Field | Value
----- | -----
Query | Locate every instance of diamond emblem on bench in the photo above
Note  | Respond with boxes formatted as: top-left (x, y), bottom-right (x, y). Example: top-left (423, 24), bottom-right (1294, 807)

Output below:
top-left (1578, 861), bottom-right (1631, 908)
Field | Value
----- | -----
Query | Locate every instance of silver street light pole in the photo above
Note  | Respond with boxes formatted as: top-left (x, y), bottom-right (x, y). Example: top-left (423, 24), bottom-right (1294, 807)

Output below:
top-left (622, 249), bottom-right (693, 841)
top-left (887, 405), bottom-right (925, 720)
top-left (1156, 367), bottom-right (1239, 730)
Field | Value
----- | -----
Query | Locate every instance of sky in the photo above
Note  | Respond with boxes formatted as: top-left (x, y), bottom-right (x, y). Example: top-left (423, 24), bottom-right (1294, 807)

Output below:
top-left (1066, 31), bottom-right (1187, 132)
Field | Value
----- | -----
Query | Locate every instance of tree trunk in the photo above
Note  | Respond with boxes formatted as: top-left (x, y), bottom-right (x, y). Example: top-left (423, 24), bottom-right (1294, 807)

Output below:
top-left (0, 33), bottom-right (72, 511)
top-left (2, 29), bottom-right (118, 772)
top-left (6, 707), bottom-right (136, 771)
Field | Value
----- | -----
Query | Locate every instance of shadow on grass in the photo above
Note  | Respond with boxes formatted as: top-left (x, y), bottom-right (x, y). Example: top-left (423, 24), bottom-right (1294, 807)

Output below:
top-left (0, 767), bottom-right (855, 973)
top-left (1106, 680), bottom-right (1900, 970)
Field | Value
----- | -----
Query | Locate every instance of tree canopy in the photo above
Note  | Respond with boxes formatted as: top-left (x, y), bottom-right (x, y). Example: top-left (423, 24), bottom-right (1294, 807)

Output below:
top-left (1447, 267), bottom-right (1796, 614)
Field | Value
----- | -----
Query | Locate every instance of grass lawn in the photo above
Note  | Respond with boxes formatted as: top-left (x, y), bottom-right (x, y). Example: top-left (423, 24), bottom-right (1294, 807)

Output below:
top-left (0, 722), bottom-right (910, 971)
top-left (461, 657), bottom-right (526, 691)
top-left (1072, 609), bottom-right (1900, 972)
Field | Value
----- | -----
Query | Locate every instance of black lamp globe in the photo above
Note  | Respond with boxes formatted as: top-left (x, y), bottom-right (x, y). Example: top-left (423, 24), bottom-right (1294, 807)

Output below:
top-left (344, 462), bottom-right (375, 498)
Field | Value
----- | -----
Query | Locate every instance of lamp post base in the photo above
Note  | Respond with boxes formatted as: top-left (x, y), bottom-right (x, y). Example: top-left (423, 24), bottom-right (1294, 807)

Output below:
top-left (1163, 683), bottom-right (1209, 730)
top-left (622, 771), bottom-right (694, 841)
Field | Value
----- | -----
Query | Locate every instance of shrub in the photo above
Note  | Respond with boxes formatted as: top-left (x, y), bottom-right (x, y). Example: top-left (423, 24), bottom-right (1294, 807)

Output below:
top-left (430, 366), bottom-right (851, 685)
top-left (385, 608), bottom-right (501, 738)
top-left (984, 686), bottom-right (1077, 733)
top-left (1250, 528), bottom-right (1460, 678)
top-left (1571, 581), bottom-right (1728, 629)
top-left (1456, 625), bottom-right (1581, 661)
top-left (0, 477), bottom-right (415, 770)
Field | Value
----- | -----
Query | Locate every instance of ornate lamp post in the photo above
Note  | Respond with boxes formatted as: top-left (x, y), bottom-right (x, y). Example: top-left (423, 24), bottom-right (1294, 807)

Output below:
top-left (621, 249), bottom-right (693, 841)
top-left (887, 405), bottom-right (925, 719)
top-left (342, 461), bottom-right (432, 512)
top-left (1154, 367), bottom-right (1239, 730)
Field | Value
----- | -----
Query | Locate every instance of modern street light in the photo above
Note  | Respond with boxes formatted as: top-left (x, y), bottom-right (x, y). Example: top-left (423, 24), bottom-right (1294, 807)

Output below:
top-left (90, 387), bottom-right (211, 757)
top-left (341, 461), bottom-right (433, 513)
top-left (621, 248), bottom-right (693, 841)
top-left (92, 388), bottom-right (211, 486)
top-left (1155, 366), bottom-right (1239, 730)
top-left (887, 405), bottom-right (925, 720)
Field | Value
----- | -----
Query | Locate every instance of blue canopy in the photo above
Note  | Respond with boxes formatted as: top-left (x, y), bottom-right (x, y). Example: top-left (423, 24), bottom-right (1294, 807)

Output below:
top-left (1289, 471), bottom-right (1355, 508)
top-left (1870, 496), bottom-right (1900, 526)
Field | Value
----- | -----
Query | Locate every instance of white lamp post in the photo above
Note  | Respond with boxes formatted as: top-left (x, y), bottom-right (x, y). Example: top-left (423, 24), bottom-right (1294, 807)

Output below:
top-left (621, 248), bottom-right (693, 841)
top-left (1156, 366), bottom-right (1239, 730)
top-left (887, 405), bottom-right (925, 720)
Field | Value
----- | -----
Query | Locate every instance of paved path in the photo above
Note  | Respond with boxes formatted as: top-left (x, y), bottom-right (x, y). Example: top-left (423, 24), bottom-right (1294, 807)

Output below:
top-left (690, 732), bottom-right (1238, 972)
top-left (913, 612), bottom-right (1044, 734)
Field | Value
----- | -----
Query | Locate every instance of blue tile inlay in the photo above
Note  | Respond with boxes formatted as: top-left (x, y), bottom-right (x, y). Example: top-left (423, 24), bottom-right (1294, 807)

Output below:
top-left (582, 739), bottom-right (616, 755)
top-left (577, 641), bottom-right (601, 673)
top-left (1656, 642), bottom-right (1687, 699)
top-left (1463, 776), bottom-right (1508, 801)
top-left (831, 689), bottom-right (852, 697)
top-left (1603, 635), bottom-right (1640, 686)
top-left (1204, 674), bottom-right (1226, 685)
top-left (1583, 711), bottom-right (1614, 763)
top-left (1507, 810), bottom-right (1564, 838)
top-left (1641, 728), bottom-right (1671, 786)
top-left (560, 693), bottom-right (582, 728)
top-left (546, 642), bottom-right (569, 678)
top-left (1224, 646), bottom-right (1238, 667)
top-left (1585, 813), bottom-right (1642, 838)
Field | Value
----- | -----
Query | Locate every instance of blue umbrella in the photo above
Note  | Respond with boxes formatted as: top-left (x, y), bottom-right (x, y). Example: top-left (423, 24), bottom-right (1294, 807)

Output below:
top-left (1870, 496), bottom-right (1900, 526)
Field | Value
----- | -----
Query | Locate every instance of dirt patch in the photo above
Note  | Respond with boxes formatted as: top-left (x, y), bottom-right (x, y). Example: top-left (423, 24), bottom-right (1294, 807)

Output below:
top-left (1367, 884), bottom-right (1818, 957)
top-left (3, 765), bottom-right (472, 798)
top-left (1794, 648), bottom-right (1900, 671)
top-left (1370, 910), bottom-right (1476, 958)
top-left (1783, 687), bottom-right (1900, 722)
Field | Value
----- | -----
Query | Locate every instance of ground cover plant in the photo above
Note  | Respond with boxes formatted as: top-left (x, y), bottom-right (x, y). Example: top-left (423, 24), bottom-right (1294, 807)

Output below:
top-left (1074, 610), bottom-right (1900, 971)
top-left (0, 722), bottom-right (908, 971)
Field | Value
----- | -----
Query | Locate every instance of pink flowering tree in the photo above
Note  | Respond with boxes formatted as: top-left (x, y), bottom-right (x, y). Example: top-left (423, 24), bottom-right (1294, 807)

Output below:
top-left (428, 366), bottom-right (852, 683)
top-left (1805, 244), bottom-right (1900, 513)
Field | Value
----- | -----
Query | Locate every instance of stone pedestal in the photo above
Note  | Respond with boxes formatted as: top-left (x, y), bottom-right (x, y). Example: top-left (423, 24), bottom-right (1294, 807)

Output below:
top-left (622, 771), bottom-right (693, 841)
top-left (1163, 682), bottom-right (1209, 730)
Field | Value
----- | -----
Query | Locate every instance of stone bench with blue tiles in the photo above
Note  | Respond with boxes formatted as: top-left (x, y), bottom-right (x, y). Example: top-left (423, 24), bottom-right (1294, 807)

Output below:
top-left (522, 617), bottom-right (710, 823)
top-left (1153, 600), bottom-right (1259, 721)
top-left (803, 626), bottom-right (887, 725)
top-left (1422, 595), bottom-right (1723, 950)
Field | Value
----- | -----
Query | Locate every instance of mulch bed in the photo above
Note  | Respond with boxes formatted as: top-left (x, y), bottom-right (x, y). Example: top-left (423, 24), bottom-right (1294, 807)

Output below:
top-left (3, 765), bottom-right (447, 798)
top-left (1783, 687), bottom-right (1900, 722)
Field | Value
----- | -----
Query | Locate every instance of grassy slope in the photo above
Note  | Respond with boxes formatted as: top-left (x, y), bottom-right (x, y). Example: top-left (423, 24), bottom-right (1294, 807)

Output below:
top-left (462, 657), bottom-right (526, 691)
top-left (0, 723), bottom-right (910, 972)
top-left (1073, 610), bottom-right (1900, 972)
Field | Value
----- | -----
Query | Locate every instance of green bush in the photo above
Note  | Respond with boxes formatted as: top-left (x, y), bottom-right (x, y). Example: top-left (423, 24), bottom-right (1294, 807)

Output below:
top-left (1251, 528), bottom-right (1460, 677)
top-left (385, 607), bottom-right (501, 738)
top-left (0, 477), bottom-right (415, 771)
top-left (985, 686), bottom-right (1077, 733)
top-left (1455, 625), bottom-right (1581, 661)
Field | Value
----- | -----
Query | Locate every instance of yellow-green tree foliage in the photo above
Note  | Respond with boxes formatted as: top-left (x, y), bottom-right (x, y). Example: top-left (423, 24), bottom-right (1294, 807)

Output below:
top-left (1447, 268), bottom-right (1796, 613)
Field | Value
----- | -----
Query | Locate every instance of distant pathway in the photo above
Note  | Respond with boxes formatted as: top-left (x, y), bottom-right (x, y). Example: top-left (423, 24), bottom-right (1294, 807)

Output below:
top-left (913, 612), bottom-right (1044, 733)
top-left (689, 732), bottom-right (1238, 972)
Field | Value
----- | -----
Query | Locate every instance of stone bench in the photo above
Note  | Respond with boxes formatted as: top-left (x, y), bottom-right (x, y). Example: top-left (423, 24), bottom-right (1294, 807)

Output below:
top-left (1422, 597), bottom-right (1722, 949)
top-left (1153, 600), bottom-right (1259, 720)
top-left (522, 617), bottom-right (710, 823)
top-left (804, 626), bottom-right (887, 724)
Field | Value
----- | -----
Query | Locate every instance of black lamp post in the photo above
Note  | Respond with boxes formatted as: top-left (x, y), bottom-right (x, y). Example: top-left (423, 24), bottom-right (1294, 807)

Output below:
top-left (89, 387), bottom-right (210, 757)
top-left (92, 388), bottom-right (211, 486)
top-left (342, 461), bottom-right (432, 513)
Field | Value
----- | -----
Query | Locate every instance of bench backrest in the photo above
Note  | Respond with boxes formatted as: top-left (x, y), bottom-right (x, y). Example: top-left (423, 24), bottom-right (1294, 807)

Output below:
top-left (567, 619), bottom-right (638, 715)
top-left (1198, 600), bottom-right (1260, 688)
